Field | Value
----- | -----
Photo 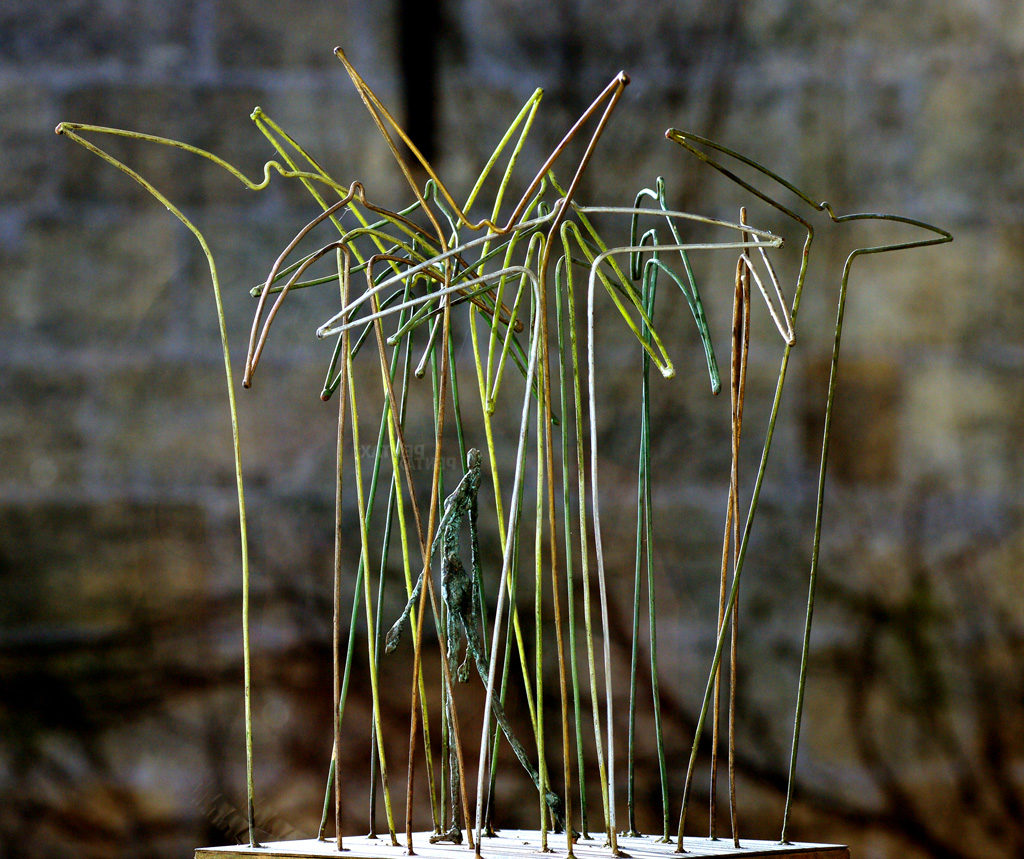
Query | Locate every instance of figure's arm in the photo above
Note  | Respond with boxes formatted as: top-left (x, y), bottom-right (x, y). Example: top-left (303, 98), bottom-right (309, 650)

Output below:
top-left (384, 568), bottom-right (426, 653)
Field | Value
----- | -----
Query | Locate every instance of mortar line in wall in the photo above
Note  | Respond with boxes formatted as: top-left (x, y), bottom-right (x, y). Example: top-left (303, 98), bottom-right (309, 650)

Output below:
top-left (1, 65), bottom-right (397, 98)
top-left (0, 483), bottom-right (348, 510)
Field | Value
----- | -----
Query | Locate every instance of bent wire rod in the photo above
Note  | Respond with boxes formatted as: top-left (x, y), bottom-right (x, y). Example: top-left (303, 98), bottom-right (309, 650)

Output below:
top-left (336, 44), bottom-right (630, 240)
top-left (245, 197), bottom-right (529, 386)
top-left (315, 209), bottom-right (560, 337)
top-left (576, 206), bottom-right (784, 320)
top-left (710, 210), bottom-right (751, 845)
top-left (665, 128), bottom-right (952, 849)
top-left (581, 224), bottom-right (782, 847)
top-left (53, 123), bottom-right (263, 849)
top-left (470, 266), bottom-right (545, 855)
top-left (573, 203), bottom-right (787, 371)
top-left (321, 267), bottom-right (548, 340)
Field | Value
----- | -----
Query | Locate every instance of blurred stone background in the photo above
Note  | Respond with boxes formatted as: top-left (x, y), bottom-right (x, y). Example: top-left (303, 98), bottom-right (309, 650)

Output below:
top-left (2, 1), bottom-right (1023, 857)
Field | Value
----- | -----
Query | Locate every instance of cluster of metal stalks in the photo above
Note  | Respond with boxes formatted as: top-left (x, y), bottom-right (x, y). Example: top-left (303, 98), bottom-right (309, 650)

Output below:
top-left (57, 45), bottom-right (950, 856)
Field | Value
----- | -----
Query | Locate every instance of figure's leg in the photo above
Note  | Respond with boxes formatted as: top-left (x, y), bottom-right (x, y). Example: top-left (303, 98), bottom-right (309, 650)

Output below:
top-left (446, 698), bottom-right (462, 843)
top-left (446, 552), bottom-right (566, 830)
top-left (428, 582), bottom-right (465, 844)
top-left (466, 624), bottom-right (566, 833)
top-left (427, 560), bottom-right (466, 844)
top-left (430, 688), bottom-right (463, 843)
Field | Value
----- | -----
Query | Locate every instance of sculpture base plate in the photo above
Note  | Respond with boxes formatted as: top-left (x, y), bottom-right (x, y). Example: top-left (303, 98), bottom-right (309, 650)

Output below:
top-left (196, 830), bottom-right (849, 859)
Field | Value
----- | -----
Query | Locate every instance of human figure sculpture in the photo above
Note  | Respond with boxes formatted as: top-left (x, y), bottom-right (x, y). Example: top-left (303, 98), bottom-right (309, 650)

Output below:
top-left (386, 448), bottom-right (565, 840)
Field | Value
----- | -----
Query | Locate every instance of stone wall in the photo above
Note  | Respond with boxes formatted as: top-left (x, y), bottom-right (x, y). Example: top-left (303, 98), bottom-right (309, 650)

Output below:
top-left (2, 2), bottom-right (1023, 857)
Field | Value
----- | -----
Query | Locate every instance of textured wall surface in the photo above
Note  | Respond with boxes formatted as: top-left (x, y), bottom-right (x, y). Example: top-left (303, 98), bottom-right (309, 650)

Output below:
top-left (2, 2), bottom-right (1023, 858)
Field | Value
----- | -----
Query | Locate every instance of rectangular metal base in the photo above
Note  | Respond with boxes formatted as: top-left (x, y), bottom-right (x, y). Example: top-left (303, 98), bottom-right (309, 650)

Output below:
top-left (196, 830), bottom-right (849, 859)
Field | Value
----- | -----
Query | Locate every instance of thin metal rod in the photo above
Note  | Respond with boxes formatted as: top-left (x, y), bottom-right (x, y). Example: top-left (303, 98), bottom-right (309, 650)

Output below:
top-left (333, 253), bottom-right (352, 850)
top-left (474, 271), bottom-right (544, 853)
